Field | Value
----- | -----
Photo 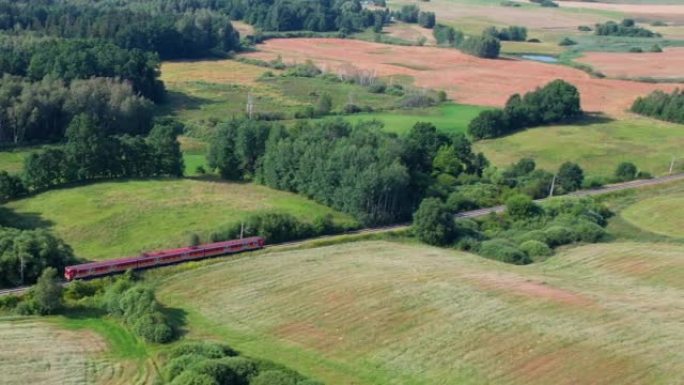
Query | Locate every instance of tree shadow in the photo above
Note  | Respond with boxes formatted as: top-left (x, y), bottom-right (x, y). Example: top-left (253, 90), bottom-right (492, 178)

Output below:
top-left (163, 90), bottom-right (214, 112)
top-left (570, 112), bottom-right (615, 126)
top-left (0, 207), bottom-right (54, 230)
top-left (162, 305), bottom-right (189, 339)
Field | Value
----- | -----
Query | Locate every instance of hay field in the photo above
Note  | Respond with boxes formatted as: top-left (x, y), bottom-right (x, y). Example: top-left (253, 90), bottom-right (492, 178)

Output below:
top-left (621, 193), bottom-right (684, 238)
top-left (240, 38), bottom-right (683, 115)
top-left (6, 179), bottom-right (356, 261)
top-left (158, 239), bottom-right (684, 385)
top-left (577, 47), bottom-right (684, 79)
top-left (0, 318), bottom-right (143, 385)
top-left (474, 115), bottom-right (684, 177)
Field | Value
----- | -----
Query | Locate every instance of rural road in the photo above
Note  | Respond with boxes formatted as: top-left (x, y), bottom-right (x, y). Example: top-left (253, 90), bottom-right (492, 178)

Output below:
top-left (2, 172), bottom-right (683, 297)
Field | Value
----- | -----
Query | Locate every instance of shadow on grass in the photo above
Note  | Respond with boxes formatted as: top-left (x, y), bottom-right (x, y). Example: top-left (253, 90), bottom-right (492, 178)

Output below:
top-left (0, 206), bottom-right (54, 230)
top-left (164, 90), bottom-right (214, 112)
top-left (571, 112), bottom-right (615, 126)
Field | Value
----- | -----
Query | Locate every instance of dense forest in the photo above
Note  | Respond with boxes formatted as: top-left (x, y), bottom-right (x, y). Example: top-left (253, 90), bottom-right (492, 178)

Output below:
top-left (631, 89), bottom-right (684, 124)
top-left (208, 118), bottom-right (488, 225)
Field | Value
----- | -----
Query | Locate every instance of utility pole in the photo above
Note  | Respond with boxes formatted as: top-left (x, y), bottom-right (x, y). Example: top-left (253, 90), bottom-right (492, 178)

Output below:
top-left (548, 174), bottom-right (557, 198)
top-left (669, 156), bottom-right (676, 175)
top-left (246, 92), bottom-right (255, 119)
top-left (240, 222), bottom-right (244, 239)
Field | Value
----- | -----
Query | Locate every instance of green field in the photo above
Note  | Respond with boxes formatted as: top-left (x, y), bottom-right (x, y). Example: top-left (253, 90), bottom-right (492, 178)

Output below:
top-left (475, 115), bottom-right (684, 177)
top-left (158, 238), bottom-right (684, 385)
top-left (344, 103), bottom-right (489, 134)
top-left (621, 192), bottom-right (684, 239)
top-left (0, 146), bottom-right (41, 174)
top-left (0, 317), bottom-right (146, 385)
top-left (6, 179), bottom-right (356, 261)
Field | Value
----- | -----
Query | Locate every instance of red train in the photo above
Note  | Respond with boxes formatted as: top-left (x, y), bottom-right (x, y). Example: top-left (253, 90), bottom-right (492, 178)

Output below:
top-left (64, 236), bottom-right (265, 281)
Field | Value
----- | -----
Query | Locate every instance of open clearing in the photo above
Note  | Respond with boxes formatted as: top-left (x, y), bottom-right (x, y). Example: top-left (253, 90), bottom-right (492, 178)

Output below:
top-left (0, 318), bottom-right (142, 385)
top-left (474, 116), bottom-right (684, 177)
top-left (240, 38), bottom-right (682, 115)
top-left (577, 47), bottom-right (684, 79)
top-left (622, 193), bottom-right (684, 238)
top-left (159, 239), bottom-right (684, 385)
top-left (342, 103), bottom-right (489, 134)
top-left (6, 179), bottom-right (355, 261)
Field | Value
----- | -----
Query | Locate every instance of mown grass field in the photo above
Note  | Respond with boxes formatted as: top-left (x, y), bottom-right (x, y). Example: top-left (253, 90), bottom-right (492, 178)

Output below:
top-left (6, 179), bottom-right (356, 261)
top-left (343, 103), bottom-right (489, 134)
top-left (0, 317), bottom-right (147, 385)
top-left (475, 115), bottom-right (684, 177)
top-left (619, 188), bottom-right (684, 239)
top-left (158, 238), bottom-right (684, 385)
top-left (0, 146), bottom-right (42, 174)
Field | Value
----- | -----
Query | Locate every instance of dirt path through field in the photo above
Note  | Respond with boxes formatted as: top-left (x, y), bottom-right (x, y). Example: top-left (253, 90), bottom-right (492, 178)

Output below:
top-left (240, 38), bottom-right (682, 115)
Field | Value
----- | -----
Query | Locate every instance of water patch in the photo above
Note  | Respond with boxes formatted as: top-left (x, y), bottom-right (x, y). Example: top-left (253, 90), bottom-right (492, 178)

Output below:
top-left (521, 55), bottom-right (559, 63)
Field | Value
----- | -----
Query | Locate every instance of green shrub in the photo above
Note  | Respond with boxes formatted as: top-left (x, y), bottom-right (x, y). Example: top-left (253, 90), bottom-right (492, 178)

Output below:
top-left (367, 83), bottom-right (386, 93)
top-left (558, 37), bottom-right (577, 46)
top-left (250, 370), bottom-right (299, 385)
top-left (163, 354), bottom-right (207, 382)
top-left (505, 194), bottom-right (542, 220)
top-left (544, 226), bottom-right (576, 247)
top-left (413, 198), bottom-right (456, 246)
top-left (573, 221), bottom-right (606, 243)
top-left (629, 47), bottom-right (643, 53)
top-left (219, 357), bottom-right (260, 383)
top-left (614, 162), bottom-right (638, 182)
top-left (189, 360), bottom-right (240, 385)
top-left (515, 230), bottom-right (548, 244)
top-left (479, 239), bottom-right (531, 264)
top-left (519, 240), bottom-right (553, 258)
top-left (133, 312), bottom-right (174, 343)
top-left (169, 342), bottom-right (237, 360)
top-left (649, 44), bottom-right (663, 53)
top-left (169, 371), bottom-right (218, 385)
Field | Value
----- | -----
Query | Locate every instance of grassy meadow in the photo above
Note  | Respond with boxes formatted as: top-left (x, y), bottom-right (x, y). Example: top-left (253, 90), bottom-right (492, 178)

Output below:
top-left (0, 317), bottom-right (147, 385)
top-left (0, 145), bottom-right (42, 174)
top-left (6, 179), bottom-right (356, 261)
top-left (158, 238), bottom-right (684, 385)
top-left (343, 103), bottom-right (488, 135)
top-left (475, 115), bottom-right (684, 177)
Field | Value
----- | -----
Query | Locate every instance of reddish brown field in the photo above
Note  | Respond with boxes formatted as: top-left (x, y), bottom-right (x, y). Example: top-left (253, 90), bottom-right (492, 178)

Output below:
top-left (578, 48), bottom-right (684, 79)
top-left (240, 38), bottom-right (682, 114)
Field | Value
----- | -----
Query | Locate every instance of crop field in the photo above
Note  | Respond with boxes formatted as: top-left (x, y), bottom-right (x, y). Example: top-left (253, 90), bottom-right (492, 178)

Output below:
top-left (158, 238), bottom-right (684, 385)
top-left (343, 103), bottom-right (489, 134)
top-left (0, 318), bottom-right (145, 385)
top-left (240, 38), bottom-right (683, 115)
top-left (6, 179), bottom-right (356, 261)
top-left (576, 47), bottom-right (684, 79)
top-left (553, 1), bottom-right (684, 22)
top-left (474, 116), bottom-right (684, 177)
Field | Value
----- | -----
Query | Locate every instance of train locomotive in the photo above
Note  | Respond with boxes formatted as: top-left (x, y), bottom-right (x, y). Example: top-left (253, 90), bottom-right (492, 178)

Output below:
top-left (64, 236), bottom-right (265, 280)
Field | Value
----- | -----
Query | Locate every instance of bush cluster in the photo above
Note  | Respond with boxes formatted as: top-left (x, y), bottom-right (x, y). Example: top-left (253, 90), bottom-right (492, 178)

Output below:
top-left (209, 212), bottom-right (353, 245)
top-left (103, 278), bottom-right (175, 343)
top-left (158, 341), bottom-right (322, 385)
top-left (595, 19), bottom-right (660, 38)
top-left (459, 36), bottom-right (501, 59)
top-left (468, 80), bottom-right (582, 140)
top-left (631, 89), bottom-right (684, 124)
top-left (483, 26), bottom-right (527, 42)
top-left (433, 24), bottom-right (464, 47)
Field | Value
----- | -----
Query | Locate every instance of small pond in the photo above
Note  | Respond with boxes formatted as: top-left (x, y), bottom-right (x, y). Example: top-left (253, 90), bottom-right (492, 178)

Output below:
top-left (521, 55), bottom-right (559, 63)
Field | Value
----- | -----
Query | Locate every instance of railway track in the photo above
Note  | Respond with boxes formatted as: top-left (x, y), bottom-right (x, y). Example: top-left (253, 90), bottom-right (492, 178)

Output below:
top-left (2, 173), bottom-right (683, 297)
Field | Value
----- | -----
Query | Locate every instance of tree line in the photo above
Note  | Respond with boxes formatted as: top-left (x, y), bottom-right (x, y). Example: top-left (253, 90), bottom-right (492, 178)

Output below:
top-left (631, 89), bottom-right (684, 124)
top-left (433, 24), bottom-right (501, 59)
top-left (595, 19), bottom-right (660, 38)
top-left (207, 118), bottom-right (488, 225)
top-left (0, 117), bottom-right (183, 198)
top-left (468, 80), bottom-right (582, 140)
top-left (0, 76), bottom-right (153, 144)
top-left (0, 1), bottom-right (241, 60)
top-left (0, 37), bottom-right (164, 102)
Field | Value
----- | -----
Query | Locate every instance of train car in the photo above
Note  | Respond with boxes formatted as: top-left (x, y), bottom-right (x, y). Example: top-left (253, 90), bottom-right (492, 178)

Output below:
top-left (64, 236), bottom-right (265, 281)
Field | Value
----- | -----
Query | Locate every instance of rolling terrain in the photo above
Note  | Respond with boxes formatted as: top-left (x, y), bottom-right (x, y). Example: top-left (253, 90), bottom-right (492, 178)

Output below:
top-left (158, 239), bottom-right (684, 385)
top-left (5, 179), bottom-right (356, 261)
